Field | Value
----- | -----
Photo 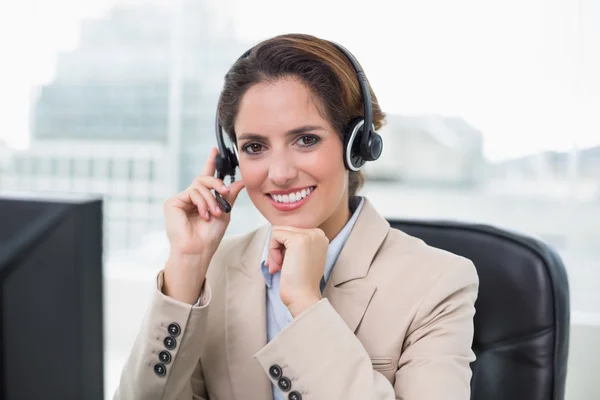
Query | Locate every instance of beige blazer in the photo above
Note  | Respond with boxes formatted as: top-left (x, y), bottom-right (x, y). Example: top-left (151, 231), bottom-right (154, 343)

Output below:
top-left (114, 198), bottom-right (479, 400)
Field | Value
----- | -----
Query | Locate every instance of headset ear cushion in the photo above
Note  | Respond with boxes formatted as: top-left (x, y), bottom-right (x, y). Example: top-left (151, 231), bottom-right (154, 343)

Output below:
top-left (227, 148), bottom-right (238, 170)
top-left (344, 117), bottom-right (366, 171)
top-left (215, 148), bottom-right (238, 180)
top-left (215, 153), bottom-right (227, 180)
top-left (368, 132), bottom-right (383, 161)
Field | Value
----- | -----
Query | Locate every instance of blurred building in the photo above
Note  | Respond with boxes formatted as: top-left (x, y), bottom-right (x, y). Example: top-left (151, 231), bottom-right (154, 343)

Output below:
top-left (0, 140), bottom-right (11, 169)
top-left (490, 146), bottom-right (600, 180)
top-left (31, 0), bottom-right (249, 191)
top-left (12, 0), bottom-right (252, 255)
top-left (487, 145), bottom-right (600, 201)
top-left (364, 114), bottom-right (485, 186)
top-left (0, 140), bottom-right (168, 253)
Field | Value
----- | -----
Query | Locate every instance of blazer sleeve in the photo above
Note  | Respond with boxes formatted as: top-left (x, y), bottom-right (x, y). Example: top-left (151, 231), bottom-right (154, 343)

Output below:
top-left (394, 258), bottom-right (478, 399)
top-left (253, 258), bottom-right (479, 399)
top-left (113, 270), bottom-right (212, 400)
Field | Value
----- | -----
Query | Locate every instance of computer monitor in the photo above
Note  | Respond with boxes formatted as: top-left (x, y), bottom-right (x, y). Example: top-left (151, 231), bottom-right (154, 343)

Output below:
top-left (0, 192), bottom-right (104, 400)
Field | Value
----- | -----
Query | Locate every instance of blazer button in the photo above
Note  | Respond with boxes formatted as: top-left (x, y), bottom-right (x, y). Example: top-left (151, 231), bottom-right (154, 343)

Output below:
top-left (289, 391), bottom-right (302, 400)
top-left (278, 377), bottom-right (292, 392)
top-left (158, 350), bottom-right (171, 364)
top-left (154, 363), bottom-right (167, 377)
top-left (164, 336), bottom-right (177, 350)
top-left (167, 323), bottom-right (181, 337)
top-left (269, 364), bottom-right (282, 379)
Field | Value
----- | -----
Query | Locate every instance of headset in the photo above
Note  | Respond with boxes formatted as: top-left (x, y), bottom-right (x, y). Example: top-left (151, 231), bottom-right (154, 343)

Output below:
top-left (214, 41), bottom-right (383, 213)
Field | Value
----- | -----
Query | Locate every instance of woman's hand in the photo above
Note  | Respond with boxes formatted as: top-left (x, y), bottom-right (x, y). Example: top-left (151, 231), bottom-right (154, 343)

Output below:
top-left (165, 147), bottom-right (245, 256)
top-left (162, 147), bottom-right (245, 304)
top-left (266, 226), bottom-right (329, 317)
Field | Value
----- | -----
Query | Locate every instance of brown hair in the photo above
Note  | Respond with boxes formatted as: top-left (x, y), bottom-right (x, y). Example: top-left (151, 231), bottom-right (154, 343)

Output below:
top-left (217, 33), bottom-right (386, 197)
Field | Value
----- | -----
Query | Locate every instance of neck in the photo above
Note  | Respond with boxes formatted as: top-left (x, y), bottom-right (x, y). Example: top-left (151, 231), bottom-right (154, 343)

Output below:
top-left (318, 195), bottom-right (352, 242)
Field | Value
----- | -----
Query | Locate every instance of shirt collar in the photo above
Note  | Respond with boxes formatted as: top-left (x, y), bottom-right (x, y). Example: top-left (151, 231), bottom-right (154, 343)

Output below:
top-left (260, 196), bottom-right (365, 288)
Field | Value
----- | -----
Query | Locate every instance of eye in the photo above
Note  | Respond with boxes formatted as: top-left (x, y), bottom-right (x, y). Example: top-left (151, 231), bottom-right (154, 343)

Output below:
top-left (241, 142), bottom-right (264, 154)
top-left (296, 135), bottom-right (320, 147)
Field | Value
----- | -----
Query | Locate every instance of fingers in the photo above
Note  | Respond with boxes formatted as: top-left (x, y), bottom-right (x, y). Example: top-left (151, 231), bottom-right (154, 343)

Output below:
top-left (194, 184), bottom-right (222, 218)
top-left (266, 228), bottom-right (305, 272)
top-left (222, 179), bottom-right (246, 207)
top-left (267, 227), bottom-right (293, 273)
top-left (267, 233), bottom-right (286, 274)
top-left (174, 175), bottom-right (227, 200)
top-left (189, 188), bottom-right (209, 220)
top-left (266, 227), bottom-right (328, 273)
top-left (201, 147), bottom-right (219, 177)
top-left (193, 175), bottom-right (238, 214)
top-left (167, 148), bottom-right (241, 217)
top-left (170, 175), bottom-right (244, 219)
top-left (272, 226), bottom-right (328, 240)
top-left (170, 178), bottom-right (226, 217)
top-left (193, 175), bottom-right (230, 194)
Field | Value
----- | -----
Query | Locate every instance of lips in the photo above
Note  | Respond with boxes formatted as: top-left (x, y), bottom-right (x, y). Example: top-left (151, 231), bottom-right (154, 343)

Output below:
top-left (266, 186), bottom-right (316, 212)
top-left (268, 186), bottom-right (315, 203)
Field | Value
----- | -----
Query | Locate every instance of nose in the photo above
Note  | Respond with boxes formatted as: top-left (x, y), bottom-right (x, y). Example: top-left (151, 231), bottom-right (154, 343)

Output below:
top-left (267, 152), bottom-right (298, 186)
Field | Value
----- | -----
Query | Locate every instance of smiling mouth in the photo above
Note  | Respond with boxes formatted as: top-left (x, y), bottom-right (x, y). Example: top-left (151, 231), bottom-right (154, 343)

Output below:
top-left (267, 186), bottom-right (316, 204)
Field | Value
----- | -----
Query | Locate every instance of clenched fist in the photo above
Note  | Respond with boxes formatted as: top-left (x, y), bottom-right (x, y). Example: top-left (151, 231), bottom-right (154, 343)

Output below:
top-left (266, 226), bottom-right (329, 317)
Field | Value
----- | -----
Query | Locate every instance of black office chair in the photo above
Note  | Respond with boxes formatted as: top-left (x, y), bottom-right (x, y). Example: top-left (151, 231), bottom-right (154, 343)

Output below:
top-left (387, 219), bottom-right (570, 400)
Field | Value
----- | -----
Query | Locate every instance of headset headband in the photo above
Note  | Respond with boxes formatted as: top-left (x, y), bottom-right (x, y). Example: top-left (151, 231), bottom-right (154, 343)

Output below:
top-left (215, 40), bottom-right (374, 151)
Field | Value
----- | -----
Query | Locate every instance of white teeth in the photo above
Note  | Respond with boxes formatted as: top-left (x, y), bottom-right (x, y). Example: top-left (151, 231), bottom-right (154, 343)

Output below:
top-left (270, 187), bottom-right (314, 203)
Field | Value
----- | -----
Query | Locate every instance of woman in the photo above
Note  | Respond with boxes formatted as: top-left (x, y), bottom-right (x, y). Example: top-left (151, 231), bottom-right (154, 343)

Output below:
top-left (115, 33), bottom-right (479, 400)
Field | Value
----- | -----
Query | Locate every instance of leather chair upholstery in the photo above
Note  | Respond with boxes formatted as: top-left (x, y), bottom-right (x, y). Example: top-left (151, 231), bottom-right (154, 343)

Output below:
top-left (387, 219), bottom-right (570, 400)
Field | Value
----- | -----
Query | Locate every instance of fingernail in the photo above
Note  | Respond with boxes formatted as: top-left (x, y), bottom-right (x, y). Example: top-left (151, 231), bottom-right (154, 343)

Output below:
top-left (205, 211), bottom-right (209, 219)
top-left (222, 185), bottom-right (229, 191)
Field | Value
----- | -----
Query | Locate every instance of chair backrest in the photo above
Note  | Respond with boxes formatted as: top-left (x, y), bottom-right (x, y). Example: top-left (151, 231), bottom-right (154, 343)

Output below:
top-left (387, 218), bottom-right (570, 400)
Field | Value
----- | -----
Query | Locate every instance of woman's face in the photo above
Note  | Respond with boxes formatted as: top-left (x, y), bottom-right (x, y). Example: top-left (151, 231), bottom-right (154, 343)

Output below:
top-left (234, 77), bottom-right (350, 236)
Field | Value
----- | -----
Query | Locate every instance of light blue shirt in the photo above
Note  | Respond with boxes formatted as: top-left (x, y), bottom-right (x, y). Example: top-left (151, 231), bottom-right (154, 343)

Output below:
top-left (259, 197), bottom-right (365, 400)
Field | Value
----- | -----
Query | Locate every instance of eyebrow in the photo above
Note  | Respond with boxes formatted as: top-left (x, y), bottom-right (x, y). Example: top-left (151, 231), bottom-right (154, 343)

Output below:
top-left (237, 125), bottom-right (326, 142)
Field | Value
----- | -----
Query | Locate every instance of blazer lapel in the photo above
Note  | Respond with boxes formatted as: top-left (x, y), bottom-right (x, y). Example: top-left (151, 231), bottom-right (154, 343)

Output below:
top-left (323, 199), bottom-right (390, 332)
top-left (224, 199), bottom-right (390, 398)
top-left (225, 225), bottom-right (272, 400)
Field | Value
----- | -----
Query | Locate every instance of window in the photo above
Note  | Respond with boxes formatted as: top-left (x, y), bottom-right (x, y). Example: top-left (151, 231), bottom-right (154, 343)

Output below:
top-left (73, 158), bottom-right (91, 177)
top-left (56, 158), bottom-right (71, 177)
top-left (92, 159), bottom-right (110, 179)
top-left (13, 157), bottom-right (26, 175)
top-left (111, 159), bottom-right (129, 180)
top-left (132, 159), bottom-right (150, 181)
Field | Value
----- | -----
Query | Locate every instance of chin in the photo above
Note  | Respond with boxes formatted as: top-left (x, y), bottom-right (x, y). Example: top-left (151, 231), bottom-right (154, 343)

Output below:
top-left (260, 204), bottom-right (323, 229)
